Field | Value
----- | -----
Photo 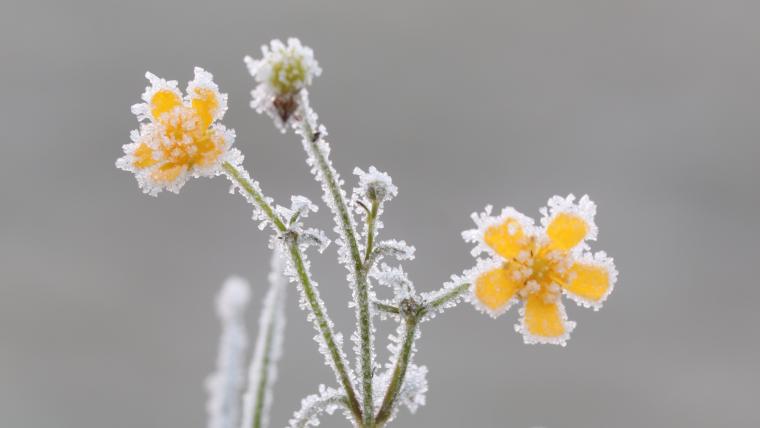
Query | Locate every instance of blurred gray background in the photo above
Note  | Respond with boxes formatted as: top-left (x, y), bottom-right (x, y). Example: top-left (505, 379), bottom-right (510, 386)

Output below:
top-left (1, 0), bottom-right (759, 427)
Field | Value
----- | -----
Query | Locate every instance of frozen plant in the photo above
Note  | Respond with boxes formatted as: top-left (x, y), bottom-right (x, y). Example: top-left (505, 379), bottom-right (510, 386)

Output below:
top-left (116, 38), bottom-right (619, 427)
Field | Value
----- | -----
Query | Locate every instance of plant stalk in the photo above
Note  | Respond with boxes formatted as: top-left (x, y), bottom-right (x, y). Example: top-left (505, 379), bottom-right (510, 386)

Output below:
top-left (222, 161), bottom-right (363, 423)
top-left (300, 120), bottom-right (375, 426)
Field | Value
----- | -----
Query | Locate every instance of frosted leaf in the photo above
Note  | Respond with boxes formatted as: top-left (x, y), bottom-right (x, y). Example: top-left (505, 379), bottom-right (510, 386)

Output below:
top-left (241, 250), bottom-right (288, 428)
top-left (287, 385), bottom-right (348, 428)
top-left (352, 166), bottom-right (398, 203)
top-left (206, 276), bottom-right (251, 428)
top-left (276, 195), bottom-right (319, 225)
top-left (371, 264), bottom-right (417, 303)
top-left (367, 239), bottom-right (415, 269)
top-left (297, 228), bottom-right (332, 254)
top-left (396, 364), bottom-right (428, 414)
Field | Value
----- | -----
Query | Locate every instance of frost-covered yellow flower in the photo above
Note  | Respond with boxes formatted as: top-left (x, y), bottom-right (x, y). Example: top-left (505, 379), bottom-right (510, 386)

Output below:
top-left (463, 195), bottom-right (617, 346)
top-left (116, 68), bottom-right (241, 195)
top-left (244, 38), bottom-right (321, 131)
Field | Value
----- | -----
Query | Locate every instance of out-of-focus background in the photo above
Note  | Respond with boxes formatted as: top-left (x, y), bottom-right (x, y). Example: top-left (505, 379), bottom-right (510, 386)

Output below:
top-left (1, 0), bottom-right (759, 427)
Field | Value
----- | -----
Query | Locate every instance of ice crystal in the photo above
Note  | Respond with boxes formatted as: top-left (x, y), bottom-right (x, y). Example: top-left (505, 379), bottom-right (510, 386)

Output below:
top-left (287, 385), bottom-right (347, 428)
top-left (241, 251), bottom-right (288, 428)
top-left (117, 68), bottom-right (242, 196)
top-left (462, 194), bottom-right (618, 346)
top-left (206, 276), bottom-right (251, 428)
top-left (245, 38), bottom-right (321, 131)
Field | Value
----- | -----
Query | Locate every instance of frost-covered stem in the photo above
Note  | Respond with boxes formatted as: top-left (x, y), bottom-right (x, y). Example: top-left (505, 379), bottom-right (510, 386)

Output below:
top-left (242, 251), bottom-right (287, 428)
top-left (363, 199), bottom-right (380, 263)
top-left (286, 240), bottom-right (363, 423)
top-left (421, 283), bottom-right (471, 317)
top-left (222, 162), bottom-right (286, 232)
top-left (222, 161), bottom-right (362, 423)
top-left (375, 310), bottom-right (420, 427)
top-left (300, 118), bottom-right (375, 426)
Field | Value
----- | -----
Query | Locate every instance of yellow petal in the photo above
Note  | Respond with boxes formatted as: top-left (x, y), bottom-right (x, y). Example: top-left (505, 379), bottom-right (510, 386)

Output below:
top-left (564, 261), bottom-right (611, 305)
top-left (523, 294), bottom-right (567, 339)
top-left (151, 163), bottom-right (185, 183)
top-left (474, 266), bottom-right (520, 313)
top-left (484, 218), bottom-right (529, 259)
top-left (132, 143), bottom-right (157, 169)
top-left (191, 88), bottom-right (219, 129)
top-left (151, 89), bottom-right (182, 121)
top-left (546, 212), bottom-right (588, 251)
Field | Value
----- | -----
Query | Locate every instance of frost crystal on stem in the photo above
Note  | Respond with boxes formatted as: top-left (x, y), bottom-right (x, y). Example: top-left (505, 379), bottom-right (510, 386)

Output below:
top-left (206, 276), bottom-right (251, 428)
top-left (241, 250), bottom-right (288, 428)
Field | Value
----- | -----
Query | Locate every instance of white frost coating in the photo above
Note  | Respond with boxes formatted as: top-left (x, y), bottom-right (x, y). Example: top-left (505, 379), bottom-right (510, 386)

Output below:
top-left (206, 276), bottom-right (252, 428)
top-left (371, 264), bottom-right (417, 303)
top-left (241, 251), bottom-right (288, 428)
top-left (419, 273), bottom-right (470, 322)
top-left (462, 205), bottom-right (536, 258)
top-left (118, 68), bottom-right (243, 196)
top-left (352, 166), bottom-right (398, 203)
top-left (395, 364), bottom-right (428, 414)
top-left (276, 195), bottom-right (319, 224)
top-left (244, 38), bottom-right (322, 132)
top-left (514, 299), bottom-right (576, 347)
top-left (130, 71), bottom-right (182, 122)
top-left (293, 102), bottom-right (379, 395)
top-left (372, 324), bottom-right (426, 423)
top-left (187, 66), bottom-right (229, 123)
top-left (287, 385), bottom-right (347, 428)
top-left (278, 241), bottom-right (359, 395)
top-left (539, 194), bottom-right (598, 251)
top-left (461, 258), bottom-right (518, 318)
top-left (223, 167), bottom-right (279, 231)
top-left (562, 251), bottom-right (618, 311)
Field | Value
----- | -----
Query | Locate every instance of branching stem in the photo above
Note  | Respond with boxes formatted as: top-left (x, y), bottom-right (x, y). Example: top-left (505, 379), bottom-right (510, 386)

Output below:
top-left (300, 119), bottom-right (375, 426)
top-left (222, 161), bottom-right (363, 423)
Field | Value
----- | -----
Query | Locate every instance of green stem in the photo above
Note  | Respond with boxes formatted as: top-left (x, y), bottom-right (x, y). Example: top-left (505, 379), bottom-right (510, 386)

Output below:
top-left (374, 313), bottom-right (420, 426)
top-left (363, 199), bottom-right (380, 263)
top-left (222, 161), bottom-right (363, 423)
top-left (301, 122), bottom-right (375, 426)
top-left (287, 241), bottom-right (363, 423)
top-left (251, 300), bottom-right (277, 428)
top-left (374, 283), bottom-right (470, 426)
top-left (420, 283), bottom-right (471, 318)
top-left (222, 162), bottom-right (286, 232)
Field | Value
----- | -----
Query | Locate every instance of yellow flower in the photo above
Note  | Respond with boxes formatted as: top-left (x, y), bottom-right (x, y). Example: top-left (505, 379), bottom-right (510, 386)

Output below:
top-left (116, 68), bottom-right (241, 195)
top-left (462, 195), bottom-right (617, 346)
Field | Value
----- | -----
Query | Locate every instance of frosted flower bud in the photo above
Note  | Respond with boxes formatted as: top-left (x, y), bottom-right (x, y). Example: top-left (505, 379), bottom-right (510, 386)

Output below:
top-left (244, 38), bottom-right (322, 131)
top-left (353, 166), bottom-right (398, 203)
